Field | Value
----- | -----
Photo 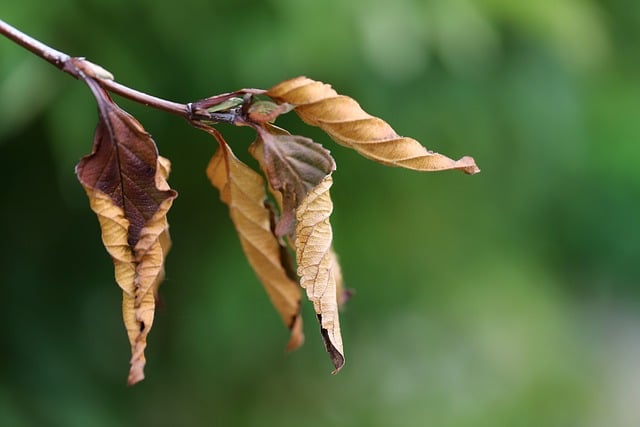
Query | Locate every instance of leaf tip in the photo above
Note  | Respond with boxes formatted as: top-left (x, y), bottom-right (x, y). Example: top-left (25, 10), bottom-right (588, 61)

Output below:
top-left (127, 362), bottom-right (145, 386)
top-left (317, 315), bottom-right (345, 374)
top-left (457, 156), bottom-right (481, 175)
top-left (286, 315), bottom-right (305, 352)
top-left (330, 352), bottom-right (345, 375)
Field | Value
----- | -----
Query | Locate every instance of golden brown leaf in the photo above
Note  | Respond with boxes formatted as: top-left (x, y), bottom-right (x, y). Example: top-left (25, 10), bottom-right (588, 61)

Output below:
top-left (76, 79), bottom-right (177, 385)
top-left (204, 127), bottom-right (304, 351)
top-left (250, 128), bottom-right (348, 303)
top-left (266, 77), bottom-right (480, 174)
top-left (295, 174), bottom-right (345, 373)
top-left (250, 128), bottom-right (348, 369)
top-left (80, 157), bottom-right (174, 385)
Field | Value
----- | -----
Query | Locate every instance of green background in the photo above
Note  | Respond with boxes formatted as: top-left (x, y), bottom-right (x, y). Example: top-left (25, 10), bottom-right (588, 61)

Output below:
top-left (1, 1), bottom-right (639, 426)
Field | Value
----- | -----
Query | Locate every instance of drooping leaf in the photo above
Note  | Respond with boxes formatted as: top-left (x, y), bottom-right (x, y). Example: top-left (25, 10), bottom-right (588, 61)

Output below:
top-left (251, 129), bottom-right (349, 305)
top-left (76, 78), bottom-right (177, 385)
top-left (249, 127), bottom-right (347, 370)
top-left (265, 76), bottom-right (480, 174)
top-left (203, 126), bottom-right (304, 351)
top-left (255, 125), bottom-right (335, 237)
top-left (295, 174), bottom-right (344, 373)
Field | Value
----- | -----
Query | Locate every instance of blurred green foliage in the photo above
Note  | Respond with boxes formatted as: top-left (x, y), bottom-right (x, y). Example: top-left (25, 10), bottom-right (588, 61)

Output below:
top-left (1, 0), bottom-right (639, 426)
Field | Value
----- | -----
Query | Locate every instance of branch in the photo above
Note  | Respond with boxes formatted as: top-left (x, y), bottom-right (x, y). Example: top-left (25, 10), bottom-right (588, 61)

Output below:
top-left (0, 19), bottom-right (195, 119)
top-left (0, 19), bottom-right (70, 67)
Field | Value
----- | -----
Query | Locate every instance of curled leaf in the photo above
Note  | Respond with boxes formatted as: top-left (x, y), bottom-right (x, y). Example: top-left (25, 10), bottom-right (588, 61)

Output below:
top-left (76, 78), bottom-right (177, 385)
top-left (295, 174), bottom-right (344, 373)
top-left (250, 128), bottom-right (347, 370)
top-left (204, 126), bottom-right (304, 351)
top-left (266, 77), bottom-right (480, 174)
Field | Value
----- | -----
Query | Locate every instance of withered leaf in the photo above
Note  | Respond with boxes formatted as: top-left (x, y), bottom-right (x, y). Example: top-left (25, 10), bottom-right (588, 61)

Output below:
top-left (203, 126), bottom-right (304, 351)
top-left (76, 78), bottom-right (177, 385)
top-left (266, 76), bottom-right (480, 174)
top-left (255, 125), bottom-right (335, 237)
top-left (250, 127), bottom-right (346, 371)
top-left (295, 174), bottom-right (344, 373)
top-left (250, 136), bottom-right (349, 306)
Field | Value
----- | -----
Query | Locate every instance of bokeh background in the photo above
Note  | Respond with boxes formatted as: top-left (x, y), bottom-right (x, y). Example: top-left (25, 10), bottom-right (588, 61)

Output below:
top-left (1, 1), bottom-right (639, 426)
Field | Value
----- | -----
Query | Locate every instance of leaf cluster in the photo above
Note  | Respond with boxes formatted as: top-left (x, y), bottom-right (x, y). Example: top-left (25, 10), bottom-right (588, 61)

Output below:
top-left (74, 72), bottom-right (479, 385)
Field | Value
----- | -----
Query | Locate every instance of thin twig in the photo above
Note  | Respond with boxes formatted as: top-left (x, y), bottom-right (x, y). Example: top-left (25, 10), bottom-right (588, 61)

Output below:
top-left (0, 19), bottom-right (189, 118)
top-left (0, 19), bottom-right (70, 69)
top-left (100, 79), bottom-right (188, 116)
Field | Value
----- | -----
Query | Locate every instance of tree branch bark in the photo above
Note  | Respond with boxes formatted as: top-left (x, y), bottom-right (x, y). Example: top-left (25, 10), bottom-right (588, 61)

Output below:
top-left (0, 19), bottom-right (194, 119)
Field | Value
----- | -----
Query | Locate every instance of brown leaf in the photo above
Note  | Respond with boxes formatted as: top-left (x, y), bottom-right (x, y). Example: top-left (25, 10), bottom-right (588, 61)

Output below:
top-left (250, 138), bottom-right (350, 304)
top-left (204, 126), bottom-right (304, 351)
top-left (266, 77), bottom-right (480, 174)
top-left (255, 125), bottom-right (335, 237)
top-left (250, 128), bottom-right (347, 369)
top-left (295, 174), bottom-right (345, 373)
top-left (76, 78), bottom-right (177, 385)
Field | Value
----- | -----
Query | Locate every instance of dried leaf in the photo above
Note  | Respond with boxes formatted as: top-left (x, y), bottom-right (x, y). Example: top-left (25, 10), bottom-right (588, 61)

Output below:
top-left (250, 127), bottom-right (347, 370)
top-left (76, 78), bottom-right (177, 385)
top-left (204, 127), bottom-right (304, 351)
top-left (295, 174), bottom-right (344, 373)
top-left (266, 76), bottom-right (480, 174)
top-left (255, 125), bottom-right (335, 237)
